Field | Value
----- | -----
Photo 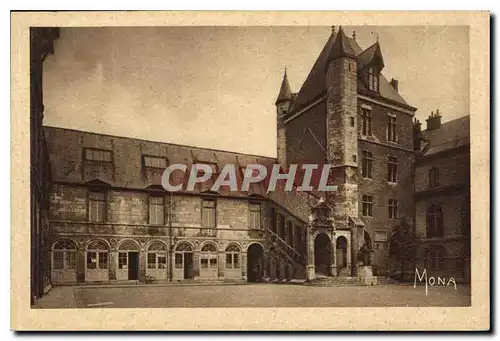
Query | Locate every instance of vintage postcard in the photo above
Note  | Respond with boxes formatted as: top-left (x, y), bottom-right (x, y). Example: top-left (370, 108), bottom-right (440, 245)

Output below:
top-left (11, 11), bottom-right (489, 331)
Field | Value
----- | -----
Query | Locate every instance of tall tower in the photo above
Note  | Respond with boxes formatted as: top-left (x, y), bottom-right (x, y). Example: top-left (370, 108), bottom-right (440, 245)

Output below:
top-left (275, 68), bottom-right (293, 168)
top-left (325, 26), bottom-right (360, 228)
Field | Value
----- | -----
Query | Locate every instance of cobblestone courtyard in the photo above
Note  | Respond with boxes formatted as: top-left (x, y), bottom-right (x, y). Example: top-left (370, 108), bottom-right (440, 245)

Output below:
top-left (34, 283), bottom-right (471, 308)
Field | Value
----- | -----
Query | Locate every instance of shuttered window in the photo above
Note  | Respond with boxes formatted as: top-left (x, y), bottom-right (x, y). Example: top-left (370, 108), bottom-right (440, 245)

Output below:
top-left (202, 199), bottom-right (216, 228)
top-left (149, 196), bottom-right (165, 225)
top-left (89, 191), bottom-right (106, 222)
top-left (249, 203), bottom-right (261, 229)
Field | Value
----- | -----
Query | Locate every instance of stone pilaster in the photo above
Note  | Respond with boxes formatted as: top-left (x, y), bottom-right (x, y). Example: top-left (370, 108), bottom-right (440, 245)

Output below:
top-left (330, 237), bottom-right (337, 277)
top-left (306, 227), bottom-right (316, 281)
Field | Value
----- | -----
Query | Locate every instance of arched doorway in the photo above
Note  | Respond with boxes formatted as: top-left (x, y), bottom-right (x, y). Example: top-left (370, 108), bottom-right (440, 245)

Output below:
top-left (85, 239), bottom-right (109, 282)
top-left (247, 243), bottom-right (264, 282)
top-left (174, 242), bottom-right (194, 280)
top-left (146, 241), bottom-right (168, 280)
top-left (314, 233), bottom-right (331, 276)
top-left (51, 239), bottom-right (77, 284)
top-left (117, 239), bottom-right (140, 281)
top-left (199, 242), bottom-right (218, 280)
top-left (336, 236), bottom-right (348, 275)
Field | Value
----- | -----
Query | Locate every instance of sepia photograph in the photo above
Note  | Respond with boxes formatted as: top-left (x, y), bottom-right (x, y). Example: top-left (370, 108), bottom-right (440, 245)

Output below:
top-left (11, 11), bottom-right (489, 331)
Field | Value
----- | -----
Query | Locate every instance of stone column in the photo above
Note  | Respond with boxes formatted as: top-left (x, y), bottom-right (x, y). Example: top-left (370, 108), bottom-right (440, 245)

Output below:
top-left (108, 249), bottom-right (117, 281)
top-left (263, 250), bottom-right (269, 278)
top-left (306, 228), bottom-right (316, 281)
top-left (330, 236), bottom-right (337, 277)
top-left (76, 248), bottom-right (86, 283)
top-left (241, 252), bottom-right (247, 281)
top-left (139, 249), bottom-right (147, 282)
top-left (346, 232), bottom-right (352, 276)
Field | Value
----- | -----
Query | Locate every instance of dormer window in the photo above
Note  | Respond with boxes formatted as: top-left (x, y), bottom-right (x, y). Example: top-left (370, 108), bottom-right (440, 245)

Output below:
top-left (368, 67), bottom-right (379, 92)
top-left (143, 155), bottom-right (168, 169)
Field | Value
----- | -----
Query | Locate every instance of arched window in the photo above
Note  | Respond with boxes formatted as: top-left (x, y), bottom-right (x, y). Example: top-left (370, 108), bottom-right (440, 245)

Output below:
top-left (53, 239), bottom-right (77, 270)
top-left (201, 243), bottom-right (217, 252)
top-left (225, 244), bottom-right (241, 269)
top-left (147, 241), bottom-right (167, 269)
top-left (200, 243), bottom-right (218, 269)
top-left (175, 242), bottom-right (193, 252)
top-left (174, 242), bottom-right (193, 269)
top-left (86, 240), bottom-right (109, 270)
top-left (426, 205), bottom-right (444, 238)
top-left (117, 240), bottom-right (139, 270)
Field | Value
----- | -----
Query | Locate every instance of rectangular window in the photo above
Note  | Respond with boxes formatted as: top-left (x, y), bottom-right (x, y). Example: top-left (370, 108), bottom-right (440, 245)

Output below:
top-left (226, 253), bottom-right (240, 269)
top-left (118, 252), bottom-right (128, 269)
top-left (387, 156), bottom-right (398, 183)
top-left (98, 252), bottom-right (108, 269)
top-left (249, 202), bottom-right (261, 229)
top-left (85, 148), bottom-right (112, 162)
top-left (362, 195), bottom-right (374, 217)
top-left (368, 67), bottom-right (379, 92)
top-left (147, 253), bottom-right (156, 269)
top-left (202, 199), bottom-right (216, 228)
top-left (66, 251), bottom-right (77, 269)
top-left (361, 150), bottom-right (373, 178)
top-left (361, 108), bottom-right (372, 136)
top-left (210, 258), bottom-right (217, 268)
top-left (149, 196), bottom-right (165, 225)
top-left (226, 253), bottom-right (233, 268)
top-left (374, 231), bottom-right (388, 242)
top-left (174, 253), bottom-right (183, 268)
top-left (429, 167), bottom-right (440, 187)
top-left (157, 255), bottom-right (167, 269)
top-left (144, 156), bottom-right (167, 169)
top-left (387, 115), bottom-right (397, 142)
top-left (89, 191), bottom-right (106, 222)
top-left (201, 258), bottom-right (209, 269)
top-left (86, 251), bottom-right (97, 269)
top-left (388, 199), bottom-right (399, 218)
top-left (53, 251), bottom-right (64, 270)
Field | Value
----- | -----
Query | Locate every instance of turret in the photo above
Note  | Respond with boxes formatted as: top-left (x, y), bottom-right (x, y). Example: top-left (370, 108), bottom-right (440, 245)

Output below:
top-left (275, 68), bottom-right (293, 168)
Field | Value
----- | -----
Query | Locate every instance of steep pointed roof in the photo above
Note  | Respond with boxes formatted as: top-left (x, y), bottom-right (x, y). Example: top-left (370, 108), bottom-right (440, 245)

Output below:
top-left (275, 68), bottom-right (293, 104)
top-left (289, 29), bottom-right (413, 113)
top-left (291, 29), bottom-right (362, 112)
top-left (357, 41), bottom-right (385, 71)
top-left (327, 26), bottom-right (357, 61)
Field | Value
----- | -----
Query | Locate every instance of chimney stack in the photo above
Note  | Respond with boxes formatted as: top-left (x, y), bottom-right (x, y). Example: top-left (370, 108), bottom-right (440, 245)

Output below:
top-left (390, 78), bottom-right (399, 92)
top-left (426, 109), bottom-right (442, 131)
top-left (413, 118), bottom-right (422, 150)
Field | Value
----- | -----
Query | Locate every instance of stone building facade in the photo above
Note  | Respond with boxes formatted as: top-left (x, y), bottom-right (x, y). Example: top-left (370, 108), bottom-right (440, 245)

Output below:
top-left (30, 27), bottom-right (59, 304)
top-left (276, 27), bottom-right (417, 276)
top-left (40, 26), bottom-right (470, 286)
top-left (44, 126), bottom-right (311, 284)
top-left (413, 113), bottom-right (470, 282)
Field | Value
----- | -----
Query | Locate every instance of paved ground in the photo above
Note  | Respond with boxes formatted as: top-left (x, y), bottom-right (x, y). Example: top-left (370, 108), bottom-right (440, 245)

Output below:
top-left (34, 283), bottom-right (471, 308)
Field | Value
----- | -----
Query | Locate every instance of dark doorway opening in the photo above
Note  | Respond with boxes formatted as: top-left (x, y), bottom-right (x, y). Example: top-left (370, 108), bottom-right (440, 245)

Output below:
top-left (128, 252), bottom-right (139, 280)
top-left (247, 243), bottom-right (264, 282)
top-left (336, 236), bottom-right (348, 275)
top-left (183, 252), bottom-right (194, 279)
top-left (314, 233), bottom-right (331, 276)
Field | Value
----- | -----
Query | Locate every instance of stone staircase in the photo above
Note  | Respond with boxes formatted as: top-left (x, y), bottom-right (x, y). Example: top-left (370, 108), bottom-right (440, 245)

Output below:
top-left (305, 275), bottom-right (367, 287)
top-left (267, 229), bottom-right (306, 279)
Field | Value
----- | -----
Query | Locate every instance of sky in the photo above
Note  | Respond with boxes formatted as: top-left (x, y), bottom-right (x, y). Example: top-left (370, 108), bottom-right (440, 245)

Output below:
top-left (43, 26), bottom-right (469, 157)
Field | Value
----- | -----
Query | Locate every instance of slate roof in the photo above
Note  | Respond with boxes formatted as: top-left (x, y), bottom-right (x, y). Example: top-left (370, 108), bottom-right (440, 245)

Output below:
top-left (275, 69), bottom-right (293, 104)
top-left (290, 27), bottom-right (412, 113)
top-left (43, 126), bottom-right (314, 222)
top-left (420, 116), bottom-right (470, 156)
